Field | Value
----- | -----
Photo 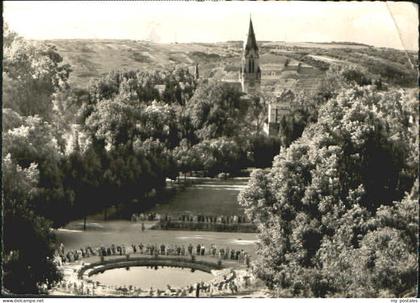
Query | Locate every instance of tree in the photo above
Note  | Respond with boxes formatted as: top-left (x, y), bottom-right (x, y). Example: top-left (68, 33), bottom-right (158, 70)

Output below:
top-left (239, 86), bottom-right (418, 297)
top-left (62, 147), bottom-right (103, 229)
top-left (246, 95), bottom-right (267, 135)
top-left (2, 108), bottom-right (24, 132)
top-left (2, 24), bottom-right (71, 122)
top-left (2, 155), bottom-right (62, 294)
top-left (187, 81), bottom-right (244, 140)
top-left (248, 135), bottom-right (281, 168)
top-left (3, 115), bottom-right (73, 227)
top-left (190, 137), bottom-right (244, 176)
top-left (84, 94), bottom-right (142, 149)
top-left (276, 65), bottom-right (381, 148)
top-left (2, 26), bottom-right (76, 228)
top-left (173, 139), bottom-right (200, 178)
top-left (139, 101), bottom-right (180, 148)
top-left (3, 115), bottom-right (64, 168)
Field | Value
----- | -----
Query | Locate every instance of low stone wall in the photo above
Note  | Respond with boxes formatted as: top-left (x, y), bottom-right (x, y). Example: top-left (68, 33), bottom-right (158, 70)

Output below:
top-left (53, 254), bottom-right (262, 297)
top-left (151, 221), bottom-right (257, 233)
top-left (79, 256), bottom-right (223, 279)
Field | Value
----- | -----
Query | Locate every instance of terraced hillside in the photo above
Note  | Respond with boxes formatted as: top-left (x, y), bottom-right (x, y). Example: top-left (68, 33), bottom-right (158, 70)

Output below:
top-left (44, 39), bottom-right (417, 90)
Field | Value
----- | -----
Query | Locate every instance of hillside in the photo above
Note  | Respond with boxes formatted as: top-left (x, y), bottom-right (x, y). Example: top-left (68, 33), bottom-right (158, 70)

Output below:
top-left (44, 39), bottom-right (418, 89)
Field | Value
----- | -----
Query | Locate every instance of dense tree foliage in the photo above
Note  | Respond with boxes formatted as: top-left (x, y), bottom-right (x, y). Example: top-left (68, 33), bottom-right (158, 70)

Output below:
top-left (86, 67), bottom-right (196, 106)
top-left (3, 112), bottom-right (83, 225)
top-left (82, 71), bottom-right (270, 178)
top-left (278, 65), bottom-right (385, 148)
top-left (2, 26), bottom-right (71, 293)
top-left (2, 154), bottom-right (63, 294)
top-left (3, 24), bottom-right (72, 123)
top-left (239, 85), bottom-right (418, 297)
top-left (247, 135), bottom-right (281, 168)
top-left (186, 81), bottom-right (245, 140)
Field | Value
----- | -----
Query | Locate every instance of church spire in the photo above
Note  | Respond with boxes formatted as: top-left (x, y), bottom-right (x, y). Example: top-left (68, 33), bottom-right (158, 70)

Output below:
top-left (245, 17), bottom-right (258, 52)
top-left (240, 16), bottom-right (261, 95)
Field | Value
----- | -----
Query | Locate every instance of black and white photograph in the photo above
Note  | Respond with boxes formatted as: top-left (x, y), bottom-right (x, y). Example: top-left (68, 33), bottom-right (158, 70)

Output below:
top-left (1, 1), bottom-right (419, 300)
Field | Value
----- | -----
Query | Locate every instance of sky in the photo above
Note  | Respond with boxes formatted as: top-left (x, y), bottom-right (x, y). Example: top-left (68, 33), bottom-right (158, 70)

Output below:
top-left (3, 1), bottom-right (418, 50)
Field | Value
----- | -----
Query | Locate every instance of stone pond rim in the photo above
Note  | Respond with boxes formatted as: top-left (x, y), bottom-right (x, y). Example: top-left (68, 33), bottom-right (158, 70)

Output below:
top-left (78, 256), bottom-right (225, 280)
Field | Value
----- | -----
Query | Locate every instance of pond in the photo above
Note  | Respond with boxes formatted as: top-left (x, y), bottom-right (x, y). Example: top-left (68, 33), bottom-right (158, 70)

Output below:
top-left (89, 266), bottom-right (214, 289)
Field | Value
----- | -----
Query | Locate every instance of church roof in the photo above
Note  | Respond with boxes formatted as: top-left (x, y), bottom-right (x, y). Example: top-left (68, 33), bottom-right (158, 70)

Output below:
top-left (245, 18), bottom-right (258, 52)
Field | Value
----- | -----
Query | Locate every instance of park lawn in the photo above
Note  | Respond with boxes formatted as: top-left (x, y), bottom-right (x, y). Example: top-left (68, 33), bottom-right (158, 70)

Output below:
top-left (151, 179), bottom-right (248, 217)
top-left (56, 221), bottom-right (258, 256)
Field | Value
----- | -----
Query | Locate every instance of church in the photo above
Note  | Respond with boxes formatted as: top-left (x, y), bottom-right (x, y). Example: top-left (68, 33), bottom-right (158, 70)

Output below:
top-left (240, 18), bottom-right (261, 95)
top-left (192, 18), bottom-right (318, 136)
top-left (220, 18), bottom-right (262, 96)
top-left (224, 18), bottom-right (324, 136)
top-left (237, 18), bottom-right (292, 136)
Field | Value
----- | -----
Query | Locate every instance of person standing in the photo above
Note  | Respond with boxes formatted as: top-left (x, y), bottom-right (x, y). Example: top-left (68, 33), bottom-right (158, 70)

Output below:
top-left (195, 283), bottom-right (200, 298)
top-left (245, 254), bottom-right (250, 268)
top-left (59, 242), bottom-right (65, 256)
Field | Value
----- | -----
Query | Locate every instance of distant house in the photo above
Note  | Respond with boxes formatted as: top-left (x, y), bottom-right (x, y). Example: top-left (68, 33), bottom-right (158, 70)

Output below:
top-left (261, 64), bottom-right (283, 80)
top-left (264, 89), bottom-right (295, 136)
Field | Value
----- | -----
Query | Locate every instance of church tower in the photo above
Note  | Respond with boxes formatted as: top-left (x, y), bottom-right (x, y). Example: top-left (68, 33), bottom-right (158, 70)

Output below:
top-left (241, 18), bottom-right (261, 94)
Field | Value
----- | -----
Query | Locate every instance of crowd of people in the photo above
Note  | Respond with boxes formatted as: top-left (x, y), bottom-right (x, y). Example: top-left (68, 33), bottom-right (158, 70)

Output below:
top-left (55, 280), bottom-right (97, 296)
top-left (103, 269), bottom-right (242, 297)
top-left (111, 268), bottom-right (247, 297)
top-left (53, 241), bottom-right (255, 297)
top-left (55, 242), bottom-right (251, 268)
top-left (131, 212), bottom-right (251, 225)
top-left (54, 268), bottom-right (254, 297)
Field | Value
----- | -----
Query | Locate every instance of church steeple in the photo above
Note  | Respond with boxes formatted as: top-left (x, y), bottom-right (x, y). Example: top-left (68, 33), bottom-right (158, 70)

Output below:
top-left (240, 17), bottom-right (261, 95)
top-left (245, 18), bottom-right (258, 53)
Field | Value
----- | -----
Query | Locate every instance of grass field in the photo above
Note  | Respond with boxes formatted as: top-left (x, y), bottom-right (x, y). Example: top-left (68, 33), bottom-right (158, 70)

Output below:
top-left (152, 178), bottom-right (248, 217)
top-left (56, 220), bottom-right (258, 256)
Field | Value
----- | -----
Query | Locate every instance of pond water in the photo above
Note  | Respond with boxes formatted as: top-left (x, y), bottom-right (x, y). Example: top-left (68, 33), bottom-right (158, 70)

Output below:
top-left (89, 266), bottom-right (214, 289)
